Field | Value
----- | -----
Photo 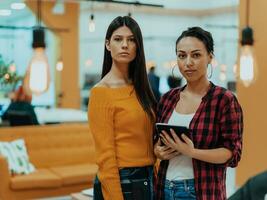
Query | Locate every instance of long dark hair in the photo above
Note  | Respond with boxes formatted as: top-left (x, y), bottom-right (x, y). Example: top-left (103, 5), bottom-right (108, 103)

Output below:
top-left (101, 16), bottom-right (157, 121)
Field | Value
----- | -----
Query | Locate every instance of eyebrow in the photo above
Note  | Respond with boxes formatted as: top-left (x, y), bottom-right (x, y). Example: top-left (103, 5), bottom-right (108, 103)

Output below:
top-left (113, 34), bottom-right (134, 38)
top-left (177, 49), bottom-right (202, 53)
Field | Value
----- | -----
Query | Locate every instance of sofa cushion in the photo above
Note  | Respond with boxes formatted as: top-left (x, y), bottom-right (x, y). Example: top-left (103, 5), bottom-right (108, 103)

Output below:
top-left (0, 139), bottom-right (35, 175)
top-left (50, 163), bottom-right (98, 186)
top-left (11, 169), bottom-right (61, 190)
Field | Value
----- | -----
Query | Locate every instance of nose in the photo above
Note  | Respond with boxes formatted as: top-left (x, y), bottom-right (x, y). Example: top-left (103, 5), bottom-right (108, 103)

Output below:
top-left (121, 39), bottom-right (128, 48)
top-left (185, 56), bottom-right (193, 67)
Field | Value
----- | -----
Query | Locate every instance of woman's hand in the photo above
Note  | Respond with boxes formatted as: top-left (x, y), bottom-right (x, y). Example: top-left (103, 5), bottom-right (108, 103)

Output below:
top-left (154, 139), bottom-right (180, 160)
top-left (160, 129), bottom-right (194, 157)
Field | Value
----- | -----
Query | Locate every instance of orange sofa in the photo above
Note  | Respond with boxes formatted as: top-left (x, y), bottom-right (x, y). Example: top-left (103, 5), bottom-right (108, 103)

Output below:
top-left (0, 123), bottom-right (97, 200)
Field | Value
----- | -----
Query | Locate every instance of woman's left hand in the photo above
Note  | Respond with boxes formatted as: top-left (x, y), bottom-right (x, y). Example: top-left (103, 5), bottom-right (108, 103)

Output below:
top-left (160, 129), bottom-right (194, 157)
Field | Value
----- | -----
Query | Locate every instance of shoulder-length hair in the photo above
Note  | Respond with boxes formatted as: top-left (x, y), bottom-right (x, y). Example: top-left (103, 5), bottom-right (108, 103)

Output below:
top-left (101, 16), bottom-right (157, 121)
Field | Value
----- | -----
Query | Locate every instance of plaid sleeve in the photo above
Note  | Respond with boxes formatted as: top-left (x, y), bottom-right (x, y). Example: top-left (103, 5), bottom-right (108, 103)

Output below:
top-left (153, 97), bottom-right (164, 144)
top-left (219, 95), bottom-right (243, 167)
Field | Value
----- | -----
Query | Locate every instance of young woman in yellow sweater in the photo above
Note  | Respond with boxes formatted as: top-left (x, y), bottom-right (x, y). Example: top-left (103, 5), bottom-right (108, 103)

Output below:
top-left (88, 16), bottom-right (157, 200)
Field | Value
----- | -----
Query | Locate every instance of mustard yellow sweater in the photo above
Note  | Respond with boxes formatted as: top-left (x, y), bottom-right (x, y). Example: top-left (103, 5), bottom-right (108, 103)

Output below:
top-left (88, 85), bottom-right (155, 200)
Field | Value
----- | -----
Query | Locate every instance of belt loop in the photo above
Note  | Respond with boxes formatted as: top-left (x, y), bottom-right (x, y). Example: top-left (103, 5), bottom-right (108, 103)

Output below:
top-left (169, 180), bottom-right (174, 189)
top-left (184, 179), bottom-right (187, 191)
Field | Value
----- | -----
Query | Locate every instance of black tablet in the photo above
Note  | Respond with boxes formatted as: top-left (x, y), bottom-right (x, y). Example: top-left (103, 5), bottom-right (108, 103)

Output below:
top-left (155, 123), bottom-right (189, 140)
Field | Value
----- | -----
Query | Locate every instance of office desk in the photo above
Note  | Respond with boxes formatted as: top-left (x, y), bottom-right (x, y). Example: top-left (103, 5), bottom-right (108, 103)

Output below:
top-left (35, 107), bottom-right (88, 124)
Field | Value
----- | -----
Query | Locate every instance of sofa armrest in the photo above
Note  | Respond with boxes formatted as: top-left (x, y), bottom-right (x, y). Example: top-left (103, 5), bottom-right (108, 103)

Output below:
top-left (0, 155), bottom-right (12, 200)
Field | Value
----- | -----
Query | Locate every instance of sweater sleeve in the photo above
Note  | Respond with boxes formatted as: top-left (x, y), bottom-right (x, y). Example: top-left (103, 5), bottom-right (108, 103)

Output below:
top-left (88, 88), bottom-right (123, 200)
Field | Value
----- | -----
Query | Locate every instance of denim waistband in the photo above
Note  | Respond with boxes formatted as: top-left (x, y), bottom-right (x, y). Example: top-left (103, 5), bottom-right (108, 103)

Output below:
top-left (165, 179), bottom-right (195, 189)
top-left (119, 165), bottom-right (153, 180)
top-left (94, 166), bottom-right (153, 184)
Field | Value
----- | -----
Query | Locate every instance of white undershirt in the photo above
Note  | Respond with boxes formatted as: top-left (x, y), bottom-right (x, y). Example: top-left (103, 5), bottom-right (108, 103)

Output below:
top-left (166, 110), bottom-right (195, 180)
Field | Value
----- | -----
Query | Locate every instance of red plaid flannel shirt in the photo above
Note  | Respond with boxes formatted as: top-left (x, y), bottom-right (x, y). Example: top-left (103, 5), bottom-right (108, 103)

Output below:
top-left (154, 82), bottom-right (243, 200)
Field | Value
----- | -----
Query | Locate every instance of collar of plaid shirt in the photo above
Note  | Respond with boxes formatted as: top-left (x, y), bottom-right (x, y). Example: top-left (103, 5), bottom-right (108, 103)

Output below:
top-left (154, 81), bottom-right (243, 200)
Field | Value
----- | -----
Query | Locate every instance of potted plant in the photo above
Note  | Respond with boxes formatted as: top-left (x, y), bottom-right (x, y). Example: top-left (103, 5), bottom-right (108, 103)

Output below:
top-left (0, 55), bottom-right (23, 93)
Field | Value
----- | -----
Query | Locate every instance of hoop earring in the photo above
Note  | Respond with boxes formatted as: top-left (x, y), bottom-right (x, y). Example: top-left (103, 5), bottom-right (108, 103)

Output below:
top-left (207, 64), bottom-right (213, 79)
top-left (171, 64), bottom-right (179, 78)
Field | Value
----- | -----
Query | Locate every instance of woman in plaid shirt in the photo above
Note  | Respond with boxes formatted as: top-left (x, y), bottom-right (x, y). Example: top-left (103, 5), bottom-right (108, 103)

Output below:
top-left (154, 27), bottom-right (243, 200)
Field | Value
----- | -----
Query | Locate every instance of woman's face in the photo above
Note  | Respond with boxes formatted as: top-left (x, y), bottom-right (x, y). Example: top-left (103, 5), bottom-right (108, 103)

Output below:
top-left (176, 36), bottom-right (212, 83)
top-left (106, 26), bottom-right (137, 64)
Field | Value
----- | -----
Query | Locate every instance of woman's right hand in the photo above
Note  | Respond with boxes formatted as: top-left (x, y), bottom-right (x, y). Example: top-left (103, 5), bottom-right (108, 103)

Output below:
top-left (154, 139), bottom-right (180, 160)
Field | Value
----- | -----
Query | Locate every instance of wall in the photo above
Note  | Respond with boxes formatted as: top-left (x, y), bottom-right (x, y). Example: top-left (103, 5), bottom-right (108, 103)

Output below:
top-left (236, 0), bottom-right (267, 185)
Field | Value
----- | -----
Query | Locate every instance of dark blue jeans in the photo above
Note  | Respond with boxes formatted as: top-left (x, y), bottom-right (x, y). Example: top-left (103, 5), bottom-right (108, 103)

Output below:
top-left (164, 179), bottom-right (196, 200)
top-left (93, 166), bottom-right (153, 200)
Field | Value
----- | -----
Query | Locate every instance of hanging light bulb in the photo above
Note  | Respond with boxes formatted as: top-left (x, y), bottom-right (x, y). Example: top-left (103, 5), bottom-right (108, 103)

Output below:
top-left (211, 58), bottom-right (218, 68)
top-left (219, 64), bottom-right (227, 82)
top-left (233, 63), bottom-right (237, 76)
top-left (88, 14), bottom-right (95, 32)
top-left (238, 0), bottom-right (257, 87)
top-left (56, 59), bottom-right (63, 71)
top-left (239, 26), bottom-right (257, 87)
top-left (24, 28), bottom-right (50, 95)
top-left (4, 73), bottom-right (10, 80)
top-left (219, 72), bottom-right (226, 82)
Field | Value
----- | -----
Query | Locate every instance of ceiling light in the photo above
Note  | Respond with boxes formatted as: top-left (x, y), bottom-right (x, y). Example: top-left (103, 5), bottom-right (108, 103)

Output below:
top-left (11, 2), bottom-right (26, 10)
top-left (0, 9), bottom-right (12, 16)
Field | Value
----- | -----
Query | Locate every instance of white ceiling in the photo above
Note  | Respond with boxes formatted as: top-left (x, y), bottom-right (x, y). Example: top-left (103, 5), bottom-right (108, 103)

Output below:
top-left (0, 0), bottom-right (239, 24)
top-left (0, 0), bottom-right (30, 23)
top-left (0, 0), bottom-right (24, 9)
top-left (0, 0), bottom-right (239, 10)
top-left (118, 0), bottom-right (239, 10)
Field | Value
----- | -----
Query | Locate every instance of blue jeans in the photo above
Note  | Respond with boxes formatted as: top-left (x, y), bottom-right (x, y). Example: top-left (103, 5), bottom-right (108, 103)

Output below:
top-left (164, 179), bottom-right (196, 200)
top-left (93, 166), bottom-right (153, 200)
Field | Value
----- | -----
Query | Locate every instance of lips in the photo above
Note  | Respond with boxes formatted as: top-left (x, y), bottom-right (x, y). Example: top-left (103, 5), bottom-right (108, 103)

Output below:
top-left (184, 70), bottom-right (196, 75)
top-left (119, 52), bottom-right (130, 56)
top-left (185, 70), bottom-right (196, 73)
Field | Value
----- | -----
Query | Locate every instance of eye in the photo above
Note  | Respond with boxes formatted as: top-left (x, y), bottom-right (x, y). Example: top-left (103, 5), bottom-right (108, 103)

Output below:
top-left (128, 37), bottom-right (135, 43)
top-left (192, 53), bottom-right (201, 58)
top-left (114, 37), bottom-right (122, 41)
top-left (177, 54), bottom-right (186, 59)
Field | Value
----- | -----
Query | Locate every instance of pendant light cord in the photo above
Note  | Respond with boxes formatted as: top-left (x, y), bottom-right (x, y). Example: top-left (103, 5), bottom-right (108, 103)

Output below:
top-left (37, 0), bottom-right (42, 26)
top-left (246, 0), bottom-right (250, 26)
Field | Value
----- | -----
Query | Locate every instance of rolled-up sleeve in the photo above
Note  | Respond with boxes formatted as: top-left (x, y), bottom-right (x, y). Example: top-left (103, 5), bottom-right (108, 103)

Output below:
top-left (219, 96), bottom-right (243, 167)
